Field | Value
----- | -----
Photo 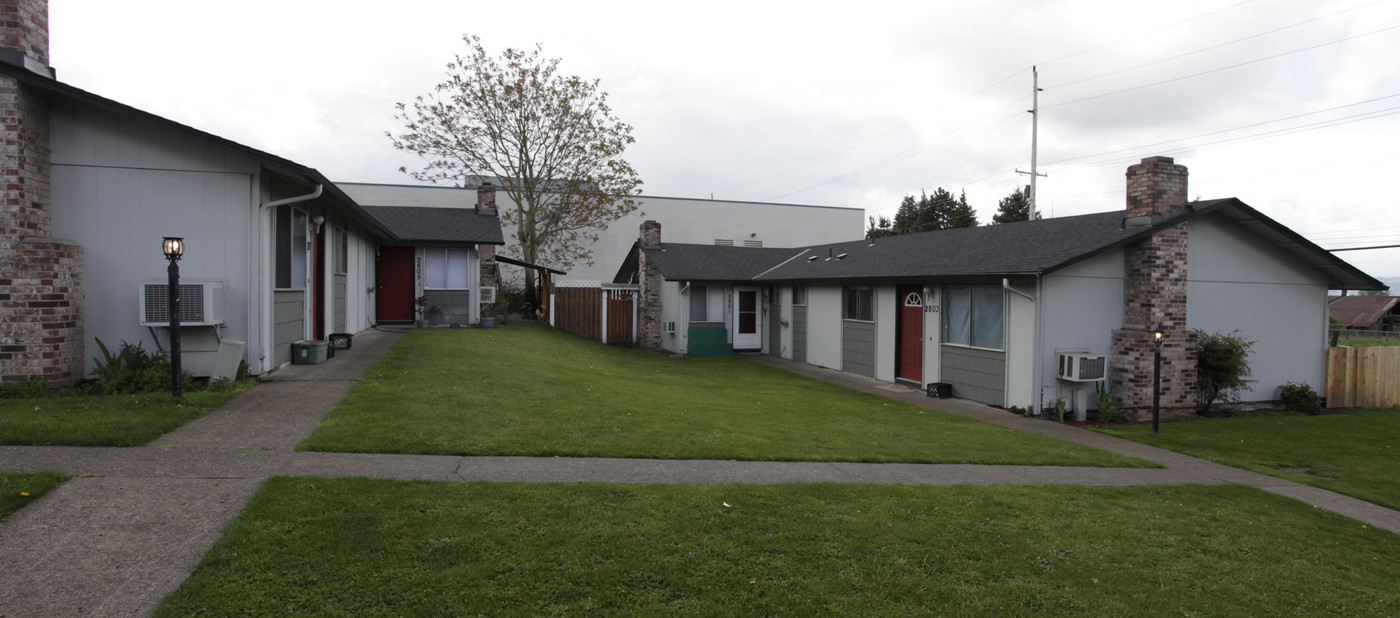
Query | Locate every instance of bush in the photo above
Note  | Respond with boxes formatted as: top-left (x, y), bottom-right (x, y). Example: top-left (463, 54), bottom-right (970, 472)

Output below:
top-left (90, 338), bottom-right (176, 395)
top-left (1196, 330), bottom-right (1254, 411)
top-left (1095, 381), bottom-right (1128, 423)
top-left (1279, 381), bottom-right (1323, 415)
top-left (0, 376), bottom-right (52, 399)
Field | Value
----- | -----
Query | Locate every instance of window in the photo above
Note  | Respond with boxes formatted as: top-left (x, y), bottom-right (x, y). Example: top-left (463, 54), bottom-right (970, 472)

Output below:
top-left (275, 206), bottom-right (307, 289)
top-left (766, 286), bottom-right (781, 305)
top-left (334, 228), bottom-right (348, 275)
top-left (843, 286), bottom-right (874, 321)
top-left (424, 248), bottom-right (470, 289)
top-left (943, 286), bottom-right (1004, 349)
top-left (792, 286), bottom-right (807, 306)
top-left (689, 285), bottom-right (726, 322)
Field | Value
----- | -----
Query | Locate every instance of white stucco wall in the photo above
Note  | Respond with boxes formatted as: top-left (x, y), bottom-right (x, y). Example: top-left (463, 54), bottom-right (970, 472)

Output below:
top-left (922, 285), bottom-right (942, 385)
top-left (337, 183), bottom-right (865, 282)
top-left (50, 99), bottom-right (260, 377)
top-left (805, 285), bottom-right (843, 369)
top-left (1187, 214), bottom-right (1330, 401)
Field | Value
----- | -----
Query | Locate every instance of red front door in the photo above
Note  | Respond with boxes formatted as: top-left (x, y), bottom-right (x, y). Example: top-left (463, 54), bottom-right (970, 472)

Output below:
top-left (376, 246), bottom-right (415, 322)
top-left (897, 285), bottom-right (924, 381)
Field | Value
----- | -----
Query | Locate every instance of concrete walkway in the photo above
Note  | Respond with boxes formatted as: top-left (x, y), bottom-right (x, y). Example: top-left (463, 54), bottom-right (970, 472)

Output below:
top-left (1, 331), bottom-right (1398, 616)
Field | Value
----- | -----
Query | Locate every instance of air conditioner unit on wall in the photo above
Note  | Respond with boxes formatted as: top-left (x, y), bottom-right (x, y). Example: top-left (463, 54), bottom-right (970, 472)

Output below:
top-left (1057, 353), bottom-right (1107, 382)
top-left (139, 280), bottom-right (226, 326)
top-left (480, 286), bottom-right (497, 304)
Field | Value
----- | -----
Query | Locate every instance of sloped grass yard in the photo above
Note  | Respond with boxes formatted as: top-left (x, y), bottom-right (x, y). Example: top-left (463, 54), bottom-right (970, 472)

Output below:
top-left (160, 477), bottom-right (1400, 616)
top-left (302, 324), bottom-right (1145, 466)
top-left (1095, 409), bottom-right (1400, 510)
top-left (0, 388), bottom-right (249, 446)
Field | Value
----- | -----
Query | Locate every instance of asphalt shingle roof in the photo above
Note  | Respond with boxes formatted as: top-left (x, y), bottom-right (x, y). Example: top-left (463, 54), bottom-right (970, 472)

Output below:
top-left (362, 207), bottom-right (504, 244)
top-left (640, 244), bottom-right (806, 281)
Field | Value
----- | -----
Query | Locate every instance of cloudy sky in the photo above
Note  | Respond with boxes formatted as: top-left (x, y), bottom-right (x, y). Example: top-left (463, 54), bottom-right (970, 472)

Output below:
top-left (50, 0), bottom-right (1400, 277)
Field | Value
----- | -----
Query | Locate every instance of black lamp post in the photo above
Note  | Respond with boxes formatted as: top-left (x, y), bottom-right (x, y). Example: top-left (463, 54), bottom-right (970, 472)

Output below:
top-left (163, 237), bottom-right (184, 399)
top-left (1152, 327), bottom-right (1164, 435)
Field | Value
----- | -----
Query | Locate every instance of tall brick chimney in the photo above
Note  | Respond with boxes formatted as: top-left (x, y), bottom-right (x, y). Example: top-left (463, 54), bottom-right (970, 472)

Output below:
top-left (0, 0), bottom-right (84, 387)
top-left (475, 181), bottom-right (497, 215)
top-left (1110, 157), bottom-right (1196, 418)
top-left (1124, 156), bottom-right (1188, 223)
top-left (637, 221), bottom-right (663, 349)
top-left (640, 220), bottom-right (661, 248)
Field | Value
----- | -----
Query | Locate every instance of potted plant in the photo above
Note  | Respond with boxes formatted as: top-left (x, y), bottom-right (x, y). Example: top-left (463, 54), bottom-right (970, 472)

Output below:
top-left (481, 295), bottom-right (509, 328)
top-left (413, 295), bottom-right (441, 328)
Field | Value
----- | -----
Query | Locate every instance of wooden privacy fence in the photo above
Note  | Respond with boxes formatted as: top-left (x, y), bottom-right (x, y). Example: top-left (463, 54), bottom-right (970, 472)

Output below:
top-left (1326, 346), bottom-right (1400, 408)
top-left (550, 281), bottom-right (637, 345)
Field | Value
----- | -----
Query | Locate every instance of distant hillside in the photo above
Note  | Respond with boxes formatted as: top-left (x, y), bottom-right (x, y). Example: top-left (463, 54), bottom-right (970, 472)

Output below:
top-left (1377, 277), bottom-right (1400, 293)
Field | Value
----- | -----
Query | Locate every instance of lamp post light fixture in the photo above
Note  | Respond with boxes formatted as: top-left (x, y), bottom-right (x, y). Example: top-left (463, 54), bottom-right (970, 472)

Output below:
top-left (163, 237), bottom-right (184, 399)
top-left (1152, 327), bottom-right (1164, 435)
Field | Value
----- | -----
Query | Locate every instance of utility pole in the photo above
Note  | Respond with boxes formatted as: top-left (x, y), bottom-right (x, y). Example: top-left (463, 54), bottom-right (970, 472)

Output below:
top-left (1016, 66), bottom-right (1046, 216)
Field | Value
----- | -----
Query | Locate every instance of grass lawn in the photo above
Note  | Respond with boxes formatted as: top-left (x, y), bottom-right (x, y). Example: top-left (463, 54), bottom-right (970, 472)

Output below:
top-left (301, 324), bottom-right (1147, 466)
top-left (0, 471), bottom-right (68, 519)
top-left (1094, 409), bottom-right (1400, 510)
top-left (0, 386), bottom-right (251, 446)
top-left (160, 476), bottom-right (1400, 617)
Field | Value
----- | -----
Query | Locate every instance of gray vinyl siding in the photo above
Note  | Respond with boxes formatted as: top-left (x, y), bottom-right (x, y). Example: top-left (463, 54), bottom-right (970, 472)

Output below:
top-left (333, 273), bottom-right (348, 333)
top-left (273, 290), bottom-right (305, 367)
top-left (769, 299), bottom-right (781, 354)
top-left (792, 306), bottom-right (808, 363)
top-left (941, 345), bottom-right (1005, 405)
top-left (842, 320), bottom-right (877, 378)
top-left (423, 290), bottom-right (473, 325)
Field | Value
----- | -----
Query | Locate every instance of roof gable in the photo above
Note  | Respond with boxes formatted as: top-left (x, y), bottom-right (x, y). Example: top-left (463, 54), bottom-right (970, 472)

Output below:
top-left (362, 206), bottom-right (504, 244)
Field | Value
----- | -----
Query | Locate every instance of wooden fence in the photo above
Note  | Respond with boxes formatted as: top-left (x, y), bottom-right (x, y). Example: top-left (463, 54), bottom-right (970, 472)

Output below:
top-left (1325, 346), bottom-right (1400, 408)
top-left (550, 282), bottom-right (637, 345)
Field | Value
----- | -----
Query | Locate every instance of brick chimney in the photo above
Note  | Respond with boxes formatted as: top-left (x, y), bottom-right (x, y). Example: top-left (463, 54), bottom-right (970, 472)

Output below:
top-left (1110, 157), bottom-right (1196, 419)
top-left (476, 181), bottom-right (497, 215)
top-left (637, 221), bottom-right (663, 349)
top-left (1124, 156), bottom-right (1188, 224)
top-left (640, 220), bottom-right (661, 248)
top-left (0, 0), bottom-right (84, 387)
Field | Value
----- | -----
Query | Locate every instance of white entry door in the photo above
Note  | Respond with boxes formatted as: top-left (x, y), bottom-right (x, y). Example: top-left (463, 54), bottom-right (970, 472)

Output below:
top-left (733, 287), bottom-right (762, 350)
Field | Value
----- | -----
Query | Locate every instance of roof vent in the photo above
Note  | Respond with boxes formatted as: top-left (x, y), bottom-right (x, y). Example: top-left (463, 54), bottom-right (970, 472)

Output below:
top-left (835, 253), bottom-right (848, 259)
top-left (807, 256), bottom-right (819, 262)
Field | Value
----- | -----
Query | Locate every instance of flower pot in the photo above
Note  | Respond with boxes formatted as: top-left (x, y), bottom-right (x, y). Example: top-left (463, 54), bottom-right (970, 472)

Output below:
top-left (481, 317), bottom-right (495, 329)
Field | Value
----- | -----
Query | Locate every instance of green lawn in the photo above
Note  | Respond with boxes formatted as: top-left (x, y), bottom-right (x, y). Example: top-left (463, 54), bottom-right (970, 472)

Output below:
top-left (1095, 409), bottom-right (1400, 509)
top-left (0, 387), bottom-right (250, 446)
top-left (0, 471), bottom-right (68, 519)
top-left (301, 324), bottom-right (1147, 466)
top-left (160, 477), bottom-right (1400, 617)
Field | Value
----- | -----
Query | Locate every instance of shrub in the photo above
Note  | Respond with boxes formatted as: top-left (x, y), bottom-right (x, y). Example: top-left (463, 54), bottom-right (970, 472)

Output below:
top-left (90, 338), bottom-right (175, 395)
top-left (0, 376), bottom-right (52, 399)
top-left (1095, 381), bottom-right (1128, 423)
top-left (1196, 330), bottom-right (1254, 411)
top-left (1279, 381), bottom-right (1323, 415)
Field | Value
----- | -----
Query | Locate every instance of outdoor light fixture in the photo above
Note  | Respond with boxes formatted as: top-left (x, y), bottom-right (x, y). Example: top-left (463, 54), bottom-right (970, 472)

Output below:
top-left (1151, 326), bottom-right (1165, 435)
top-left (312, 214), bottom-right (325, 232)
top-left (163, 237), bottom-right (185, 399)
top-left (162, 236), bottom-right (184, 260)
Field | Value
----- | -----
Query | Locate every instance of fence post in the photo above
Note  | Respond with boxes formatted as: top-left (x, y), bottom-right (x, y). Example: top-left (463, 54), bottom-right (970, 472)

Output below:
top-left (601, 289), bottom-right (610, 345)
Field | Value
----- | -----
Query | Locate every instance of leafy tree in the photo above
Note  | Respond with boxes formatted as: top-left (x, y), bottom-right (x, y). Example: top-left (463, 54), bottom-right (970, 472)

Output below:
top-left (992, 187), bottom-right (1039, 224)
top-left (1195, 330), bottom-right (1254, 411)
top-left (390, 34), bottom-right (643, 303)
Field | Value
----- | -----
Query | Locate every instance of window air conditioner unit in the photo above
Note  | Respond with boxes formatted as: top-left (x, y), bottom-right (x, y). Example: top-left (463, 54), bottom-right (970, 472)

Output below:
top-left (139, 280), bottom-right (226, 326)
top-left (479, 287), bottom-right (497, 304)
top-left (1057, 353), bottom-right (1106, 382)
top-left (663, 321), bottom-right (676, 334)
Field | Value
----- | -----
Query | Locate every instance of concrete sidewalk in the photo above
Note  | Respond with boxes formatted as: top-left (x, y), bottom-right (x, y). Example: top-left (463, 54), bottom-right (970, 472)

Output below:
top-left (2, 331), bottom-right (1398, 617)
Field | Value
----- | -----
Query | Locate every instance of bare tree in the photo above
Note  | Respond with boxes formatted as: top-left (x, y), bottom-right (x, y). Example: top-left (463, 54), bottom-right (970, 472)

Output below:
top-left (390, 34), bottom-right (643, 302)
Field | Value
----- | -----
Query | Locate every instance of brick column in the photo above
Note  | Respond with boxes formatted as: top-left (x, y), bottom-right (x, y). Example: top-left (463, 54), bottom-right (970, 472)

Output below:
top-left (636, 221), bottom-right (662, 350)
top-left (0, 0), bottom-right (84, 387)
top-left (1110, 157), bottom-right (1197, 418)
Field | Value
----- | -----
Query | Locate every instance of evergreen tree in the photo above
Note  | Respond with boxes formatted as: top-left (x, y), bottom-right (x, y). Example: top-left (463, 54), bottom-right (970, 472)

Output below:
top-left (946, 189), bottom-right (978, 229)
top-left (992, 187), bottom-right (1039, 224)
top-left (866, 215), bottom-right (895, 239)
